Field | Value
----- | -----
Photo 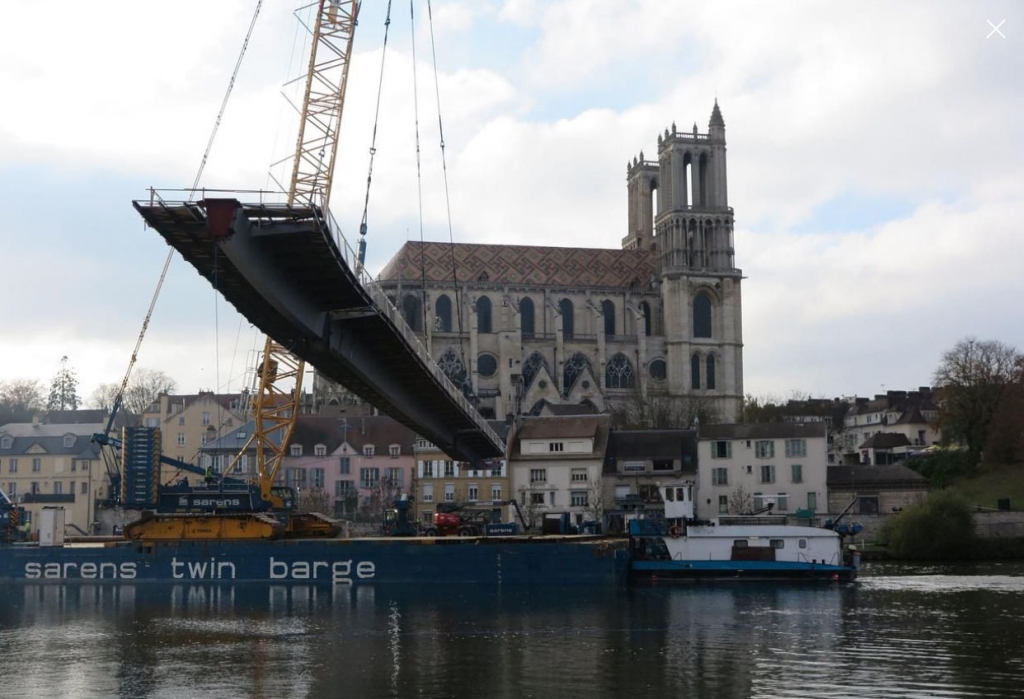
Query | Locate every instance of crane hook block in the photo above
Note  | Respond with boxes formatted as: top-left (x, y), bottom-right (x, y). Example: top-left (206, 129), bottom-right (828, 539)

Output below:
top-left (358, 238), bottom-right (367, 266)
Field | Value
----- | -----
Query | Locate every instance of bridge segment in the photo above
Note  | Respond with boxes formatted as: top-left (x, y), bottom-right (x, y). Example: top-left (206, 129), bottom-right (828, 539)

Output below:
top-left (133, 193), bottom-right (505, 464)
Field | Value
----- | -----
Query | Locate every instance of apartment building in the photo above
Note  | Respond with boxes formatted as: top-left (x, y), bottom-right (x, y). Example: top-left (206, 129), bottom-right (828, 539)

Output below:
top-left (0, 413), bottom-right (113, 533)
top-left (602, 429), bottom-right (697, 529)
top-left (413, 421), bottom-right (512, 527)
top-left (142, 392), bottom-right (246, 479)
top-left (838, 388), bottom-right (941, 464)
top-left (510, 414), bottom-right (610, 528)
top-left (697, 423), bottom-right (828, 520)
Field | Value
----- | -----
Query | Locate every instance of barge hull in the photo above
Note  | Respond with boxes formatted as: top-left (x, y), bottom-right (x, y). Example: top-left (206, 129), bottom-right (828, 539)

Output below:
top-left (631, 559), bottom-right (857, 583)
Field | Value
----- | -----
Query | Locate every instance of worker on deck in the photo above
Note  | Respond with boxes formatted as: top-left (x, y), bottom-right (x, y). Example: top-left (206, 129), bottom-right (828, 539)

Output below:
top-left (204, 465), bottom-right (214, 486)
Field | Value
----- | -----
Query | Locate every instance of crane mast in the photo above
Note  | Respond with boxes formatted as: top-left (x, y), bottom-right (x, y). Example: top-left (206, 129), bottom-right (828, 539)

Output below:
top-left (239, 0), bottom-right (360, 507)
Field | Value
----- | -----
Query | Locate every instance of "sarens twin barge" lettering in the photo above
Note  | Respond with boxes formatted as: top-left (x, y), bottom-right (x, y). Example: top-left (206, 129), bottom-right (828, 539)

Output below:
top-left (22, 557), bottom-right (376, 583)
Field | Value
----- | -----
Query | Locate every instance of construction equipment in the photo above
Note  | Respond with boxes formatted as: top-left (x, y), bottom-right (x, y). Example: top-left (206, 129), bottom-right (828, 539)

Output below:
top-left (382, 494), bottom-right (419, 537)
top-left (424, 500), bottom-right (531, 537)
top-left (95, 1), bottom-right (360, 541)
top-left (0, 486), bottom-right (26, 543)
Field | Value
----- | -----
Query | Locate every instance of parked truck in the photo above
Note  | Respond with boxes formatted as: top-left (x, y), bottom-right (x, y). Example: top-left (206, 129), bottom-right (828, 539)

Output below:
top-left (424, 500), bottom-right (530, 537)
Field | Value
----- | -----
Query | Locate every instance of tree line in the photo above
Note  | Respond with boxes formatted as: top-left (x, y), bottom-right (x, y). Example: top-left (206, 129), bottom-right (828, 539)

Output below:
top-left (0, 357), bottom-right (177, 426)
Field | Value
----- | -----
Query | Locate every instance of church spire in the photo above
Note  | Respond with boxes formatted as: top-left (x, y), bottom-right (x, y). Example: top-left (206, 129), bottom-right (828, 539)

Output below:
top-left (709, 99), bottom-right (725, 129)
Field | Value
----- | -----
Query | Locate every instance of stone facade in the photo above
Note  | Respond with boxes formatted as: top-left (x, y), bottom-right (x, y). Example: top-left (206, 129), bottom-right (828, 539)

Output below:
top-left (317, 102), bottom-right (743, 424)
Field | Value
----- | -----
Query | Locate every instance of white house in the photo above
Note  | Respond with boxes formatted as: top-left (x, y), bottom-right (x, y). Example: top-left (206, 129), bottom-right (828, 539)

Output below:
top-left (510, 415), bottom-right (611, 527)
top-left (696, 423), bottom-right (828, 520)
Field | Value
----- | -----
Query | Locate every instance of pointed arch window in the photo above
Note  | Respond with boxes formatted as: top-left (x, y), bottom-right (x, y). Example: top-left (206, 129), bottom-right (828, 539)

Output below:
top-left (691, 354), bottom-right (701, 389)
top-left (520, 297), bottom-right (535, 338)
top-left (476, 296), bottom-right (492, 334)
top-left (605, 354), bottom-right (635, 389)
top-left (402, 294), bottom-right (422, 333)
top-left (563, 352), bottom-right (592, 396)
top-left (522, 352), bottom-right (548, 389)
top-left (559, 298), bottom-right (574, 338)
top-left (706, 355), bottom-right (717, 390)
top-left (693, 292), bottom-right (712, 338)
top-left (640, 301), bottom-right (652, 336)
top-left (601, 300), bottom-right (615, 336)
top-left (435, 294), bottom-right (452, 332)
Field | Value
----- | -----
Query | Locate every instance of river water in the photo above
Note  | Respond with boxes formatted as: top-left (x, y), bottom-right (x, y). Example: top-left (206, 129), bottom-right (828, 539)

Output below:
top-left (1, 561), bottom-right (1022, 699)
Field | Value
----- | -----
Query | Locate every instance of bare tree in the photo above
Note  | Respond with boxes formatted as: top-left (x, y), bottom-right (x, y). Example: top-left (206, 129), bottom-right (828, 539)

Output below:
top-left (934, 338), bottom-right (1023, 463)
top-left (611, 386), bottom-right (721, 429)
top-left (297, 487), bottom-right (333, 515)
top-left (87, 369), bottom-right (177, 424)
top-left (583, 479), bottom-right (606, 525)
top-left (0, 379), bottom-right (44, 424)
top-left (89, 383), bottom-right (120, 413)
top-left (728, 485), bottom-right (754, 515)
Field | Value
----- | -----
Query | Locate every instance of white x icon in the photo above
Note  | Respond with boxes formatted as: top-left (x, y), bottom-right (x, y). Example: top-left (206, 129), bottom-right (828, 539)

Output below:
top-left (987, 19), bottom-right (1006, 39)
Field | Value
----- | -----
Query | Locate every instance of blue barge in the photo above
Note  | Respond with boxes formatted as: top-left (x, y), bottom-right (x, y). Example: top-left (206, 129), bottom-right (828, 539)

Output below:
top-left (0, 536), bottom-right (627, 585)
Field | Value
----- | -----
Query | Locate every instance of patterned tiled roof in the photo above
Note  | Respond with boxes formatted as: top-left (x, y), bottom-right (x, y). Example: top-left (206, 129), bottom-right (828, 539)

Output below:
top-left (377, 241), bottom-right (657, 289)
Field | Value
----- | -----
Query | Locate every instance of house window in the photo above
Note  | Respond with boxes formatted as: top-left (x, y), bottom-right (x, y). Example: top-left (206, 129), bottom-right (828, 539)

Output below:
top-left (177, 433), bottom-right (186, 447)
top-left (638, 484), bottom-right (661, 502)
top-left (760, 465), bottom-right (775, 484)
top-left (571, 491), bottom-right (588, 507)
top-left (178, 417), bottom-right (185, 426)
top-left (718, 495), bottom-right (728, 514)
top-left (712, 441), bottom-right (731, 458)
top-left (422, 484), bottom-right (433, 502)
top-left (755, 441), bottom-right (774, 459)
top-left (421, 460), bottom-right (434, 477)
top-left (785, 439), bottom-right (807, 458)
top-left (240, 455), bottom-right (250, 474)
top-left (145, 417), bottom-right (160, 428)
top-left (335, 480), bottom-right (355, 497)
top-left (491, 485), bottom-right (502, 501)
top-left (54, 481), bottom-right (63, 495)
top-left (8, 459), bottom-right (16, 473)
top-left (32, 458), bottom-right (41, 473)
top-left (548, 491), bottom-right (556, 506)
top-left (777, 493), bottom-right (789, 511)
top-left (0, 437), bottom-right (11, 449)
top-left (444, 484), bottom-right (455, 502)
top-left (290, 445), bottom-right (303, 457)
top-left (549, 442), bottom-right (564, 453)
top-left (444, 461), bottom-right (455, 478)
top-left (807, 492), bottom-right (817, 511)
top-left (712, 467), bottom-right (728, 486)
top-left (339, 457), bottom-right (351, 474)
top-left (652, 459), bottom-right (674, 472)
top-left (753, 493), bottom-right (763, 510)
top-left (791, 464), bottom-right (803, 484)
top-left (530, 492), bottom-right (545, 505)
top-left (571, 468), bottom-right (587, 482)
top-left (311, 468), bottom-right (325, 489)
top-left (81, 481), bottom-right (88, 495)
top-left (7, 483), bottom-right (15, 496)
top-left (359, 468), bottom-right (379, 489)
top-left (422, 511), bottom-right (433, 525)
top-left (63, 434), bottom-right (75, 448)
top-left (314, 444), bottom-right (327, 457)
top-left (389, 445), bottom-right (400, 458)
top-left (386, 467), bottom-right (404, 487)
top-left (202, 411), bottom-right (210, 426)
top-left (31, 482), bottom-right (40, 494)
top-left (363, 445), bottom-right (375, 458)
top-left (530, 469), bottom-right (546, 484)
top-left (468, 485), bottom-right (479, 502)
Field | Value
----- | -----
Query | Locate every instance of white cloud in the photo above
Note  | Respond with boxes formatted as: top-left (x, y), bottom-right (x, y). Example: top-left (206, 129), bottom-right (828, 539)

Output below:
top-left (2, 0), bottom-right (1022, 403)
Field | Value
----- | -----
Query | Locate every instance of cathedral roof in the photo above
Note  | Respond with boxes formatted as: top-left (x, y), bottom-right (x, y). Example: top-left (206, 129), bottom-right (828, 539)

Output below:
top-left (709, 99), bottom-right (725, 128)
top-left (377, 241), bottom-right (657, 289)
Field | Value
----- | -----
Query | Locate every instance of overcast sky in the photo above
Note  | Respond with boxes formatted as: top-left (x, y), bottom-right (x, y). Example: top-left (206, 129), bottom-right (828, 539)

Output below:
top-left (1, 0), bottom-right (1021, 407)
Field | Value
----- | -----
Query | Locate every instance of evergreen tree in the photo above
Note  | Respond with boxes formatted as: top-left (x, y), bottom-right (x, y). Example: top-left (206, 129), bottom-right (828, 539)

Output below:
top-left (47, 356), bottom-right (80, 412)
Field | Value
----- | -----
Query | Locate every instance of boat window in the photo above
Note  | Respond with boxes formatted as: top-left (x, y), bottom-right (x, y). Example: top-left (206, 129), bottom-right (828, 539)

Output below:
top-left (676, 487), bottom-right (686, 502)
top-left (733, 540), bottom-right (748, 548)
top-left (665, 488), bottom-right (675, 502)
top-left (798, 539), bottom-right (807, 549)
top-left (770, 539), bottom-right (785, 549)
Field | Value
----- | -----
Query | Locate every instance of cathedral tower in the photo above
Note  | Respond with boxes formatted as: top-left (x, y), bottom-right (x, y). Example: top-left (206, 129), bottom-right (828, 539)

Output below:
top-left (638, 101), bottom-right (743, 421)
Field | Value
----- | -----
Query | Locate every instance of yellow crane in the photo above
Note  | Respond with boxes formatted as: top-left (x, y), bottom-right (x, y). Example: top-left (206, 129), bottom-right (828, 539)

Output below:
top-left (231, 0), bottom-right (360, 530)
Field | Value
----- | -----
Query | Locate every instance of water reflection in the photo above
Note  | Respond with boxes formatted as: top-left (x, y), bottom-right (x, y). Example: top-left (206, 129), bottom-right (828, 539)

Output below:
top-left (0, 571), bottom-right (1021, 699)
